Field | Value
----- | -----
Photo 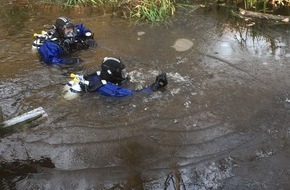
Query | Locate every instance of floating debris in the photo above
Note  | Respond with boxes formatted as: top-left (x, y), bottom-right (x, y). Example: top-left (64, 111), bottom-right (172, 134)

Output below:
top-left (137, 31), bottom-right (145, 36)
top-left (282, 18), bottom-right (289, 22)
top-left (256, 149), bottom-right (273, 158)
top-left (1, 107), bottom-right (47, 128)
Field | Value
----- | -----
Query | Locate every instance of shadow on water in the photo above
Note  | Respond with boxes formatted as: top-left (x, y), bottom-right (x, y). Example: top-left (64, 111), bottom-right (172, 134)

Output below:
top-left (0, 157), bottom-right (55, 190)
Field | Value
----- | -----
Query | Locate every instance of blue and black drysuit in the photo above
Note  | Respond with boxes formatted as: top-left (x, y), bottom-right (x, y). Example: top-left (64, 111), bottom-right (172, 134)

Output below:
top-left (38, 24), bottom-right (95, 65)
top-left (82, 73), bottom-right (167, 97)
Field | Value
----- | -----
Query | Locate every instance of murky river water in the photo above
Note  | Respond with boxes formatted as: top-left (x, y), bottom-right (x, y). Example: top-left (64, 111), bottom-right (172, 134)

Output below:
top-left (1, 1), bottom-right (290, 190)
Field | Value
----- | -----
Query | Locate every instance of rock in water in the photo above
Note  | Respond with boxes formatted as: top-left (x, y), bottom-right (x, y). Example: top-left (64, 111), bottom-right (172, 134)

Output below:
top-left (172, 38), bottom-right (193, 52)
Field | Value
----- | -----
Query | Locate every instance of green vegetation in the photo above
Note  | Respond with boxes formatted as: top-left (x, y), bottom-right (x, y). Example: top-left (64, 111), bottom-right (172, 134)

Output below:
top-left (43, 0), bottom-right (178, 22)
top-left (225, 0), bottom-right (290, 14)
top-left (243, 0), bottom-right (271, 12)
top-left (34, 0), bottom-right (290, 22)
top-left (129, 0), bottom-right (176, 22)
top-left (61, 0), bottom-right (120, 5)
top-left (46, 0), bottom-right (100, 5)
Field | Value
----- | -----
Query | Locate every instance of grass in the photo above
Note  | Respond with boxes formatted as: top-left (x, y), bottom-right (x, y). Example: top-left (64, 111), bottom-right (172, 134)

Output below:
top-left (43, 0), bottom-right (178, 23)
top-left (128, 0), bottom-right (176, 22)
top-left (60, 0), bottom-right (99, 5)
top-left (42, 0), bottom-right (115, 5)
top-left (238, 0), bottom-right (290, 13)
top-left (29, 0), bottom-right (290, 22)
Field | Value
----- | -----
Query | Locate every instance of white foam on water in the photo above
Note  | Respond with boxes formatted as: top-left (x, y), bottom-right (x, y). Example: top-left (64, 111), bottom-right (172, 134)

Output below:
top-left (167, 72), bottom-right (192, 83)
top-left (63, 90), bottom-right (80, 100)
top-left (170, 88), bottom-right (181, 96)
top-left (128, 70), bottom-right (147, 84)
top-left (128, 70), bottom-right (194, 96)
top-left (63, 84), bottom-right (71, 92)
top-left (63, 85), bottom-right (80, 100)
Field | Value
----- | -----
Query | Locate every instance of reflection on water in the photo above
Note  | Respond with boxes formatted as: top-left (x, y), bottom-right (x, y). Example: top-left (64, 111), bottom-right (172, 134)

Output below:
top-left (0, 1), bottom-right (31, 36)
top-left (0, 1), bottom-right (290, 190)
top-left (213, 6), bottom-right (290, 60)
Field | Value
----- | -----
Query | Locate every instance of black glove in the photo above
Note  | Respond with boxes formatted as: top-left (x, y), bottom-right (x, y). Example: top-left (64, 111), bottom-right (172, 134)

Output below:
top-left (150, 73), bottom-right (168, 91)
top-left (84, 38), bottom-right (96, 48)
top-left (79, 82), bottom-right (89, 93)
top-left (63, 38), bottom-right (73, 53)
top-left (79, 80), bottom-right (104, 92)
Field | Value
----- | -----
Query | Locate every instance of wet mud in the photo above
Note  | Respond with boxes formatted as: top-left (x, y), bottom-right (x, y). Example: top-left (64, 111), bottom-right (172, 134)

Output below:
top-left (0, 2), bottom-right (290, 190)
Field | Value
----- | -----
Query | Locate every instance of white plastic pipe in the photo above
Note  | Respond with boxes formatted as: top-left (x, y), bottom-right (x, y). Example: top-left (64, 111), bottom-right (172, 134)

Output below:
top-left (2, 107), bottom-right (47, 128)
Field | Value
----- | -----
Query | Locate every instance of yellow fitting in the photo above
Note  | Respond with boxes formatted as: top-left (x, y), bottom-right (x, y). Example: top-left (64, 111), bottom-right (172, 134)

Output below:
top-left (70, 73), bottom-right (76, 78)
top-left (73, 78), bottom-right (79, 83)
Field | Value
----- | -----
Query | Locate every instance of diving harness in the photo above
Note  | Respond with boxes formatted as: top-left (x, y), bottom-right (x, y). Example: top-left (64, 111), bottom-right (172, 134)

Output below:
top-left (65, 72), bottom-right (107, 94)
top-left (32, 28), bottom-right (56, 52)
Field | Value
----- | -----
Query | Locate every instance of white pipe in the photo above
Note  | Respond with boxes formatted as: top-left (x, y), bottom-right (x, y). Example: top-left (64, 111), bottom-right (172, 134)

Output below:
top-left (2, 107), bottom-right (47, 128)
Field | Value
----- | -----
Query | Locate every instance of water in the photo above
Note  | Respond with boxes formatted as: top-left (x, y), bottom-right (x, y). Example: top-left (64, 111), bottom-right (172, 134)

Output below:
top-left (1, 2), bottom-right (290, 190)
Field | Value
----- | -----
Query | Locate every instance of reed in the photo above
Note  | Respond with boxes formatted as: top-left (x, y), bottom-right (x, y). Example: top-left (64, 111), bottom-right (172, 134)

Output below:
top-left (46, 0), bottom-right (111, 5)
top-left (128, 0), bottom-right (176, 22)
top-left (243, 0), bottom-right (290, 13)
top-left (67, 0), bottom-right (103, 5)
top-left (45, 0), bottom-right (178, 22)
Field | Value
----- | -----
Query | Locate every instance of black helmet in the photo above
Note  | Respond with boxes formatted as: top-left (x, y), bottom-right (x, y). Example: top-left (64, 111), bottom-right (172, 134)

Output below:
top-left (55, 17), bottom-right (75, 37)
top-left (101, 57), bottom-right (127, 85)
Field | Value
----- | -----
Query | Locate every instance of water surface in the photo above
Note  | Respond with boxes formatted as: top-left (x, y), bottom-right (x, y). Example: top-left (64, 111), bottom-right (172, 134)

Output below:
top-left (1, 2), bottom-right (290, 190)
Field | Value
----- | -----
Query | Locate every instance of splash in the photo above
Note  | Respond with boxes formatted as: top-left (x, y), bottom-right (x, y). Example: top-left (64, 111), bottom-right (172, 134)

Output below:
top-left (62, 85), bottom-right (80, 100)
top-left (167, 72), bottom-right (191, 83)
top-left (128, 70), bottom-right (147, 84)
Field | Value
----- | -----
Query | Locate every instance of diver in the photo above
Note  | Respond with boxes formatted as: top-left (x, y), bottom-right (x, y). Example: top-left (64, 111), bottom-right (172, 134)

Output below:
top-left (32, 16), bottom-right (96, 65)
top-left (67, 57), bottom-right (168, 97)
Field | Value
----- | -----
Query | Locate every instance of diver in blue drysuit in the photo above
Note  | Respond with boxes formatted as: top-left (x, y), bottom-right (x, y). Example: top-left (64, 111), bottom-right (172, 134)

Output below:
top-left (33, 16), bottom-right (96, 65)
top-left (79, 57), bottom-right (168, 97)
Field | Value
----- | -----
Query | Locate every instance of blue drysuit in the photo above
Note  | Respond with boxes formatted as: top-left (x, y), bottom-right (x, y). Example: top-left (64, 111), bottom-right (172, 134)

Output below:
top-left (86, 75), bottom-right (153, 97)
top-left (38, 24), bottom-right (95, 65)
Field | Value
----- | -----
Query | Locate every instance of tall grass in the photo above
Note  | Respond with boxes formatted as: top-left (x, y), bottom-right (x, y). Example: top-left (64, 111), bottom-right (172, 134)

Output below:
top-left (45, 0), bottom-right (178, 23)
top-left (46, 0), bottom-right (110, 5)
top-left (242, 0), bottom-right (290, 13)
top-left (129, 0), bottom-right (176, 22)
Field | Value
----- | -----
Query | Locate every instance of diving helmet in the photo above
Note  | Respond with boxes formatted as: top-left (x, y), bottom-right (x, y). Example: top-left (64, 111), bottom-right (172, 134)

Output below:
top-left (101, 57), bottom-right (127, 85)
top-left (55, 17), bottom-right (76, 38)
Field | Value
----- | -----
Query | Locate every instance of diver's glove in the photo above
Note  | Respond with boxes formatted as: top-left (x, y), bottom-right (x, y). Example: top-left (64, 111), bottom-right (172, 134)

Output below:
top-left (83, 32), bottom-right (96, 48)
top-left (79, 82), bottom-right (89, 93)
top-left (84, 38), bottom-right (96, 48)
top-left (79, 80), bottom-right (106, 92)
top-left (63, 38), bottom-right (73, 53)
top-left (150, 73), bottom-right (168, 91)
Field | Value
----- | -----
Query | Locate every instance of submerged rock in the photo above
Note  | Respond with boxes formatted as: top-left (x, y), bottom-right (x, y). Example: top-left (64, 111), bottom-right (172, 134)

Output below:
top-left (172, 38), bottom-right (193, 52)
